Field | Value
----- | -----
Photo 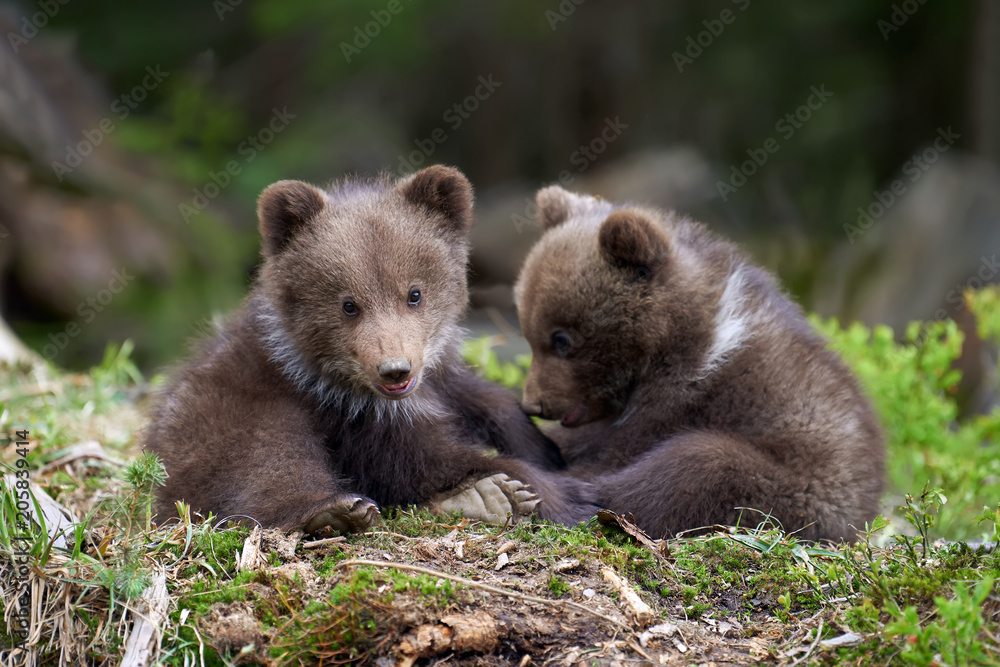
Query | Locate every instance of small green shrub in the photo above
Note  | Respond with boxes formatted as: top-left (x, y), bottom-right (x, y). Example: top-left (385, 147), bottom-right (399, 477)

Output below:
top-left (884, 576), bottom-right (995, 666)
top-left (462, 335), bottom-right (531, 390)
top-left (814, 286), bottom-right (1000, 539)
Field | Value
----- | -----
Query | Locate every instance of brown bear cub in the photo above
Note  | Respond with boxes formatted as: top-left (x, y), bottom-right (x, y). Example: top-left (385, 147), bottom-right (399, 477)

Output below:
top-left (145, 166), bottom-right (597, 534)
top-left (515, 186), bottom-right (885, 542)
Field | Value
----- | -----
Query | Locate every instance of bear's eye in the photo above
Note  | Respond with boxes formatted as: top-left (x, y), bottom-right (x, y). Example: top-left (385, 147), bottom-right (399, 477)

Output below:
top-left (408, 289), bottom-right (422, 306)
top-left (551, 331), bottom-right (573, 357)
top-left (342, 300), bottom-right (359, 317)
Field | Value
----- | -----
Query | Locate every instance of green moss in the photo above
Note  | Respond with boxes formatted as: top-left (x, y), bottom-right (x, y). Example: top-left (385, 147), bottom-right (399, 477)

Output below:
top-left (315, 550), bottom-right (349, 577)
top-left (174, 570), bottom-right (258, 615)
top-left (548, 574), bottom-right (570, 597)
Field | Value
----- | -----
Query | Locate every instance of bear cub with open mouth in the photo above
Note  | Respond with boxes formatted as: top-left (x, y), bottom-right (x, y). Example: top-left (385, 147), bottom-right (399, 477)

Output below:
top-left (514, 186), bottom-right (884, 542)
top-left (145, 166), bottom-right (597, 534)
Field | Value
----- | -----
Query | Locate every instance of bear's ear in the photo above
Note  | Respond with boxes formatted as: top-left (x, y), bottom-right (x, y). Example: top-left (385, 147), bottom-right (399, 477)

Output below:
top-left (257, 180), bottom-right (327, 256)
top-left (400, 165), bottom-right (474, 233)
top-left (535, 185), bottom-right (611, 230)
top-left (535, 186), bottom-right (573, 229)
top-left (598, 209), bottom-right (668, 277)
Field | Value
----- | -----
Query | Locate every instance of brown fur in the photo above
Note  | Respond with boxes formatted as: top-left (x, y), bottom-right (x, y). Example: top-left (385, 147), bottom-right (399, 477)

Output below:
top-left (515, 186), bottom-right (885, 542)
top-left (144, 167), bottom-right (596, 533)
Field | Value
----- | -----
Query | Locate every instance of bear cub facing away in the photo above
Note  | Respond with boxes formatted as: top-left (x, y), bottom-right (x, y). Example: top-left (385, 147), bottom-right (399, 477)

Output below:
top-left (515, 186), bottom-right (884, 542)
top-left (145, 166), bottom-right (596, 534)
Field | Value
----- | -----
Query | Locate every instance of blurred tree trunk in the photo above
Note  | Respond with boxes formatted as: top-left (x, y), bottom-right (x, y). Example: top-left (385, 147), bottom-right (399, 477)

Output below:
top-left (973, 0), bottom-right (1000, 163)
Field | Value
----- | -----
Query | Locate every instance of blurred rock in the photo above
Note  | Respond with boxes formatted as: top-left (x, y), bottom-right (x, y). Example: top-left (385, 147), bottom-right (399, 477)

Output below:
top-left (814, 152), bottom-right (1000, 413)
top-left (469, 148), bottom-right (715, 288)
top-left (0, 11), bottom-right (179, 311)
top-left (816, 152), bottom-right (1000, 330)
top-left (0, 9), bottom-right (243, 367)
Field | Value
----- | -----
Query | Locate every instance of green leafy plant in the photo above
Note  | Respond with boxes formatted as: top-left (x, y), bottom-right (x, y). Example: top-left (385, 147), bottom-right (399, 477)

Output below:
top-left (462, 336), bottom-right (531, 391)
top-left (974, 503), bottom-right (1000, 544)
top-left (895, 486), bottom-right (948, 565)
top-left (967, 286), bottom-right (1000, 341)
top-left (813, 297), bottom-right (1000, 539)
top-left (121, 452), bottom-right (169, 533)
top-left (884, 577), bottom-right (995, 666)
top-left (89, 453), bottom-right (169, 600)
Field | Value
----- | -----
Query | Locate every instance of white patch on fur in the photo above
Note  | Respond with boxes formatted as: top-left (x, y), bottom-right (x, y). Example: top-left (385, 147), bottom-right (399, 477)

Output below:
top-left (559, 193), bottom-right (618, 233)
top-left (255, 298), bottom-right (449, 424)
top-left (663, 213), bottom-right (704, 276)
top-left (695, 265), bottom-right (753, 380)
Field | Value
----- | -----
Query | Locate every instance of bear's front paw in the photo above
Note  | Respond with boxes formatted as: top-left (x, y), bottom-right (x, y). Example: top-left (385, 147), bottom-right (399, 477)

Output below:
top-left (304, 495), bottom-right (380, 535)
top-left (428, 473), bottom-right (540, 523)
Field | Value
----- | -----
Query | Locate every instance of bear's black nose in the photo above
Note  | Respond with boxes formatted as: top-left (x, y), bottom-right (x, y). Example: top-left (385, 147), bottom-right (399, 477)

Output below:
top-left (378, 357), bottom-right (411, 382)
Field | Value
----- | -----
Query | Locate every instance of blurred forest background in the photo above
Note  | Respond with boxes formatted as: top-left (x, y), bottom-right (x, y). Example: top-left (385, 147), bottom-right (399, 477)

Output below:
top-left (1, 0), bottom-right (998, 409)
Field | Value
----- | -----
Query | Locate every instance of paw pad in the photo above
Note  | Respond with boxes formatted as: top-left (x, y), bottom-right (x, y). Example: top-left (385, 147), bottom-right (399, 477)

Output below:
top-left (429, 473), bottom-right (540, 523)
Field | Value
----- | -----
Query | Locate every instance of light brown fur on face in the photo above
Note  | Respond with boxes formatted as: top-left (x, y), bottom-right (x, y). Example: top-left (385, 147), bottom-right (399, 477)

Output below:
top-left (515, 185), bottom-right (885, 542)
top-left (257, 168), bottom-right (472, 403)
top-left (144, 167), bottom-right (598, 534)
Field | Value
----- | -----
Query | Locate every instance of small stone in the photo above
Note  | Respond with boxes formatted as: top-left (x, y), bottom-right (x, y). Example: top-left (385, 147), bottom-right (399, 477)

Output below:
top-left (552, 558), bottom-right (580, 573)
top-left (820, 632), bottom-right (864, 648)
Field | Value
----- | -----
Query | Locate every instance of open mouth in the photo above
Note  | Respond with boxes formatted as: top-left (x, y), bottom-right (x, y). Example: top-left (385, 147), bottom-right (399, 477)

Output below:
top-left (559, 401), bottom-right (589, 428)
top-left (375, 376), bottom-right (418, 399)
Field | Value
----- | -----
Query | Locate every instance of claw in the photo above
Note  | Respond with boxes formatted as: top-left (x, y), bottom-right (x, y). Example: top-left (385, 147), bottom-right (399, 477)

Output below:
top-left (305, 495), bottom-right (380, 534)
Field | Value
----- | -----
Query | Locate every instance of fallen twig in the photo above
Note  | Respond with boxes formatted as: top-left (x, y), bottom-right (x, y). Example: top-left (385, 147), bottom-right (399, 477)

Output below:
top-left (235, 526), bottom-right (264, 572)
top-left (596, 510), bottom-right (671, 561)
top-left (600, 567), bottom-right (653, 628)
top-left (120, 569), bottom-right (169, 667)
top-left (301, 535), bottom-right (347, 549)
top-left (790, 618), bottom-right (824, 667)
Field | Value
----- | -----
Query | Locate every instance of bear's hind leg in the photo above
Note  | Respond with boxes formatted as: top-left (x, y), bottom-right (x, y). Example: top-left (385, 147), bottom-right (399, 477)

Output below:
top-left (598, 430), bottom-right (850, 541)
